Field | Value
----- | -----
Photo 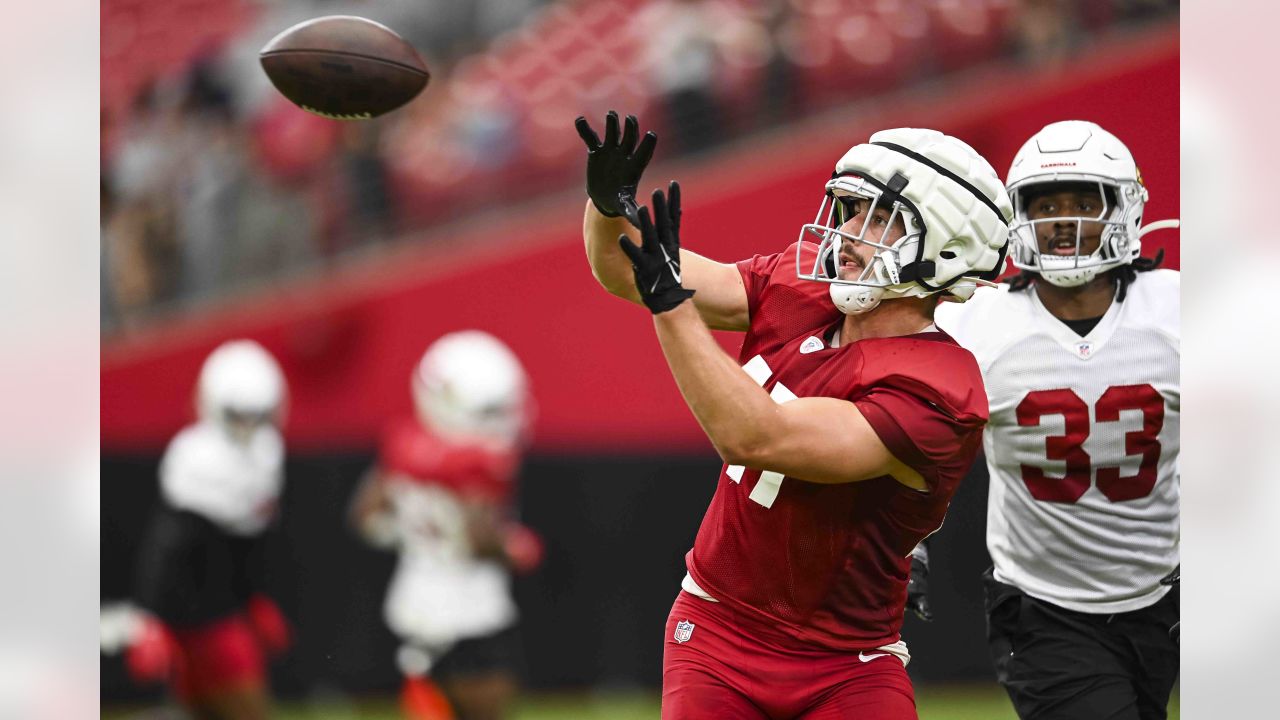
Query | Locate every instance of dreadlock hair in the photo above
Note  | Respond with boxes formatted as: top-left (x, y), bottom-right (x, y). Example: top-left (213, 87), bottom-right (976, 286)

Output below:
top-left (1005, 248), bottom-right (1165, 302)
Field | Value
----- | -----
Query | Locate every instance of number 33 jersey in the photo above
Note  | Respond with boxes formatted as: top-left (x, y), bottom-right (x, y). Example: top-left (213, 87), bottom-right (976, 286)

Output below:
top-left (936, 270), bottom-right (1180, 614)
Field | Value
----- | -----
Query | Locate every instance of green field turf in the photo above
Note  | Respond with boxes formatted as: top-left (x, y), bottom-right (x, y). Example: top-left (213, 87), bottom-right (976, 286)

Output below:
top-left (104, 684), bottom-right (1178, 719)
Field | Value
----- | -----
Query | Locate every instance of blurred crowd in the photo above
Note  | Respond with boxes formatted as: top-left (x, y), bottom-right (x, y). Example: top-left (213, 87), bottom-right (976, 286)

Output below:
top-left (100, 0), bottom-right (1177, 330)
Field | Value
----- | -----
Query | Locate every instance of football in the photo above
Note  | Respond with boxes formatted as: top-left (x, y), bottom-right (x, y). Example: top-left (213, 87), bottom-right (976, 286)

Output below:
top-left (259, 15), bottom-right (429, 120)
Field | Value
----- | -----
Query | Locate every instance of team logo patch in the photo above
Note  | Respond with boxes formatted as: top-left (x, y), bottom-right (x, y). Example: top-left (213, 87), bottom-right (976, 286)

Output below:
top-left (799, 336), bottom-right (824, 354)
top-left (1075, 341), bottom-right (1093, 359)
top-left (673, 619), bottom-right (695, 643)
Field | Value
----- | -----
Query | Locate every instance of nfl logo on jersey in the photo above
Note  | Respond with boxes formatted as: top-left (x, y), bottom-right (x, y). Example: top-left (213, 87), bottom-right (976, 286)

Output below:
top-left (673, 619), bottom-right (695, 643)
top-left (1074, 340), bottom-right (1093, 359)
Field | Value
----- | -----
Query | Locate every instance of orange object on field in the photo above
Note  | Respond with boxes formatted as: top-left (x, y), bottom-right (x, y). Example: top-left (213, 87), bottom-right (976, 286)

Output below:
top-left (402, 675), bottom-right (455, 720)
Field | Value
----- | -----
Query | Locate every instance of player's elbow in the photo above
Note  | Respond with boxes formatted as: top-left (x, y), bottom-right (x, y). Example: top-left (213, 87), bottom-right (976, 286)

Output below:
top-left (712, 406), bottom-right (791, 467)
top-left (715, 441), bottom-right (750, 467)
top-left (714, 432), bottom-right (775, 469)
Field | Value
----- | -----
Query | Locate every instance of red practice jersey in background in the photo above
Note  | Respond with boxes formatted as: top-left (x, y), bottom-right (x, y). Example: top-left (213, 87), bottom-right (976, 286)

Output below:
top-left (376, 416), bottom-right (526, 648)
top-left (379, 416), bottom-right (519, 503)
top-left (684, 241), bottom-right (989, 651)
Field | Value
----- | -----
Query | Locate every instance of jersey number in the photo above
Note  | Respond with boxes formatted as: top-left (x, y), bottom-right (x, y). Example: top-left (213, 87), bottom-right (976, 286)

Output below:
top-left (725, 355), bottom-right (796, 509)
top-left (1015, 384), bottom-right (1165, 503)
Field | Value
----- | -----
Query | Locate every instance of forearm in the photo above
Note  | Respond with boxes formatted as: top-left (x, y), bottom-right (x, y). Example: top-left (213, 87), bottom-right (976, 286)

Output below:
top-left (583, 200), bottom-right (643, 301)
top-left (653, 303), bottom-right (900, 483)
top-left (653, 302), bottom-right (775, 463)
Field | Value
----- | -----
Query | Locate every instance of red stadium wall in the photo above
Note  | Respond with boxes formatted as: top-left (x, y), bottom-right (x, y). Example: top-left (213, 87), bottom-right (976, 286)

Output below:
top-left (102, 28), bottom-right (1178, 454)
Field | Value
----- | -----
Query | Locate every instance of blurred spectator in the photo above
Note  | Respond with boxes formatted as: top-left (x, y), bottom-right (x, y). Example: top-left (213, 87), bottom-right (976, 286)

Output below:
top-left (1009, 0), bottom-right (1079, 66)
top-left (338, 122), bottom-right (396, 245)
top-left (104, 83), bottom-right (183, 323)
top-left (170, 59), bottom-right (244, 301)
top-left (474, 0), bottom-right (548, 43)
top-left (638, 0), bottom-right (736, 155)
top-left (753, 0), bottom-right (801, 128)
top-left (452, 89), bottom-right (521, 172)
top-left (101, 196), bottom-right (178, 327)
top-left (101, 178), bottom-right (117, 330)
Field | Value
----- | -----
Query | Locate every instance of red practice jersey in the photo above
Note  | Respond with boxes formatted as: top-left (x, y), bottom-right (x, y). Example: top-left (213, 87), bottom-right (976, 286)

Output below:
top-left (684, 241), bottom-right (989, 651)
top-left (378, 416), bottom-right (519, 503)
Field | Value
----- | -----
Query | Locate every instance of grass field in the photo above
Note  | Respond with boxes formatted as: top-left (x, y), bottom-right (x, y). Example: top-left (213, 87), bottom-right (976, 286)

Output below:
top-left (105, 684), bottom-right (1179, 719)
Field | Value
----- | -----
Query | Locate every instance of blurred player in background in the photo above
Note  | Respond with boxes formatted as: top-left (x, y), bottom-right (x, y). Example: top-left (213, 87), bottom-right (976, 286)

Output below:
top-left (350, 331), bottom-right (542, 720)
top-left (129, 339), bottom-right (292, 720)
top-left (931, 120), bottom-right (1180, 719)
top-left (577, 111), bottom-right (1011, 719)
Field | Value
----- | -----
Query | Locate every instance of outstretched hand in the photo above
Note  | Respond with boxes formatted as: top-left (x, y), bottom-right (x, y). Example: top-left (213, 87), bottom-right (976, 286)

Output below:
top-left (619, 183), bottom-right (695, 314)
top-left (575, 111), bottom-right (657, 223)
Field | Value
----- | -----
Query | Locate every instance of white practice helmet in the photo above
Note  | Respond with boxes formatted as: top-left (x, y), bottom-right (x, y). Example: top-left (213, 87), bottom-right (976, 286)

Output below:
top-left (1006, 120), bottom-right (1151, 287)
top-left (197, 340), bottom-right (286, 439)
top-left (412, 330), bottom-right (529, 446)
top-left (797, 127), bottom-right (1013, 314)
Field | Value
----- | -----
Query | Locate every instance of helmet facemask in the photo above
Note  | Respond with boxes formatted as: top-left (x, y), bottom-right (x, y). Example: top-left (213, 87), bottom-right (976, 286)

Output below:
top-left (196, 340), bottom-right (286, 447)
top-left (797, 128), bottom-right (1014, 314)
top-left (1009, 178), bottom-right (1145, 288)
top-left (798, 173), bottom-right (931, 314)
top-left (412, 370), bottom-right (527, 448)
top-left (216, 407), bottom-right (279, 446)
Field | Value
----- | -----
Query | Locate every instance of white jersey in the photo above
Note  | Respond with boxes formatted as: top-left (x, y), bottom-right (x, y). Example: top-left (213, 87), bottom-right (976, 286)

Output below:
top-left (159, 421), bottom-right (284, 536)
top-left (936, 270), bottom-right (1179, 613)
top-left (382, 476), bottom-right (517, 650)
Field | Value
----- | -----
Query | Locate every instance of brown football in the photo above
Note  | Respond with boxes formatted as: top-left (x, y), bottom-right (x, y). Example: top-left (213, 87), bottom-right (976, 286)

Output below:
top-left (259, 15), bottom-right (429, 120)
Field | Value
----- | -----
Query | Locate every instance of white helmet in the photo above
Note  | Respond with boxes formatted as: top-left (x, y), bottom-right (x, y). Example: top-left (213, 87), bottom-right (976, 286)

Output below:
top-left (197, 340), bottom-right (286, 442)
top-left (412, 330), bottom-right (529, 447)
top-left (797, 127), bottom-right (1012, 314)
top-left (1006, 120), bottom-right (1149, 287)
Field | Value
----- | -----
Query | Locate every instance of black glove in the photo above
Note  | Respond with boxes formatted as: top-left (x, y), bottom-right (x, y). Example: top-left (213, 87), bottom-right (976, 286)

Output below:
top-left (619, 183), bottom-right (695, 315)
top-left (575, 111), bottom-right (657, 223)
top-left (906, 543), bottom-right (933, 622)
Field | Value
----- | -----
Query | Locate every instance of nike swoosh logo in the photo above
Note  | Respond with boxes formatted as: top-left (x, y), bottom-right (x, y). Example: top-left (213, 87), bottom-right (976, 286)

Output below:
top-left (660, 246), bottom-right (681, 284)
top-left (858, 651), bottom-right (891, 662)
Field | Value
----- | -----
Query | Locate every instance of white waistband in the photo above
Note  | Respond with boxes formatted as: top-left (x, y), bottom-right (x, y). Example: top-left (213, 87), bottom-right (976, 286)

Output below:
top-left (681, 572), bottom-right (719, 602)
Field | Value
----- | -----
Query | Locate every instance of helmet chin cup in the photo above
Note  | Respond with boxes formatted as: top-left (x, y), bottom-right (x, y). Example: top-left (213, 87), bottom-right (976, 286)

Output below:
top-left (830, 283), bottom-right (883, 314)
top-left (1010, 218), bottom-right (1129, 288)
top-left (1038, 265), bottom-right (1098, 287)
